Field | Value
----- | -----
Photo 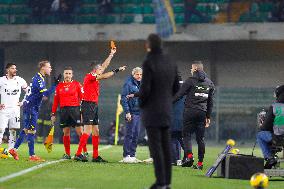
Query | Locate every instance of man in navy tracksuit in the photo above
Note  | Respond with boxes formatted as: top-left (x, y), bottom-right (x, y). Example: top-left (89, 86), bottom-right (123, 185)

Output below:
top-left (171, 94), bottom-right (185, 165)
top-left (120, 67), bottom-right (143, 163)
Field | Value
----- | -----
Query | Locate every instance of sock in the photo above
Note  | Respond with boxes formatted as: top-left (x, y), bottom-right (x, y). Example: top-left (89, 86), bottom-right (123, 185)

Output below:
top-left (8, 130), bottom-right (17, 150)
top-left (63, 136), bottom-right (71, 155)
top-left (76, 133), bottom-right (89, 156)
top-left (198, 161), bottom-right (203, 166)
top-left (92, 135), bottom-right (99, 158)
top-left (79, 135), bottom-right (88, 153)
top-left (27, 133), bottom-right (35, 156)
top-left (14, 130), bottom-right (26, 149)
top-left (187, 153), bottom-right (193, 159)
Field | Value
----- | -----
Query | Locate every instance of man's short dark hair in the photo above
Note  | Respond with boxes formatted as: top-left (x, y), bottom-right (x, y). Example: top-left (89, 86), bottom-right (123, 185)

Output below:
top-left (90, 61), bottom-right (101, 70)
top-left (64, 66), bottom-right (73, 71)
top-left (147, 33), bottom-right (162, 51)
top-left (5, 63), bottom-right (16, 70)
top-left (192, 61), bottom-right (204, 71)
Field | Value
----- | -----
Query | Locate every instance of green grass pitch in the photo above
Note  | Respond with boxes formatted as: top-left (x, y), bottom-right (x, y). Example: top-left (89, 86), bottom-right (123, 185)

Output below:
top-left (0, 143), bottom-right (284, 189)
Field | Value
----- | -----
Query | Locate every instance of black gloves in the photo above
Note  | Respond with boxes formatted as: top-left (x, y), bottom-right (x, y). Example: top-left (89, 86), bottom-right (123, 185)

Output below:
top-left (53, 74), bottom-right (62, 85)
top-left (112, 68), bottom-right (120, 74)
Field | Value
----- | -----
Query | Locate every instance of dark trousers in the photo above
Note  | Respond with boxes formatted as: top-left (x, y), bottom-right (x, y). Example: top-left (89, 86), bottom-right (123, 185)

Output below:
top-left (123, 114), bottom-right (141, 157)
top-left (171, 131), bottom-right (185, 163)
top-left (146, 127), bottom-right (172, 186)
top-left (183, 108), bottom-right (206, 162)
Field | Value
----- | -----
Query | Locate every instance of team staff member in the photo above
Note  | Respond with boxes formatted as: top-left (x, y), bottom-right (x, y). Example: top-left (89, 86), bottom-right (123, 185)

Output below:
top-left (120, 67), bottom-right (143, 163)
top-left (51, 66), bottom-right (87, 159)
top-left (173, 61), bottom-right (214, 170)
top-left (9, 60), bottom-right (61, 161)
top-left (74, 47), bottom-right (126, 162)
top-left (139, 34), bottom-right (179, 189)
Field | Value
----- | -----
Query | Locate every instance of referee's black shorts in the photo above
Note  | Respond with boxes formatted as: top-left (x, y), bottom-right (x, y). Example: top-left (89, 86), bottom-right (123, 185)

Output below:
top-left (59, 106), bottom-right (82, 128)
top-left (81, 101), bottom-right (99, 125)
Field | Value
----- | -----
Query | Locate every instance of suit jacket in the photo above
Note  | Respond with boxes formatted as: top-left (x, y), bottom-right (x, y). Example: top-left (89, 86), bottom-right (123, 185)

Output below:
top-left (139, 48), bottom-right (179, 128)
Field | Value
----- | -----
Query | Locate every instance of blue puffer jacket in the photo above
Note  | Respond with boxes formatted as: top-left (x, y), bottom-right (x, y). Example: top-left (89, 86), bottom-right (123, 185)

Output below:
top-left (171, 97), bottom-right (185, 131)
top-left (121, 76), bottom-right (140, 115)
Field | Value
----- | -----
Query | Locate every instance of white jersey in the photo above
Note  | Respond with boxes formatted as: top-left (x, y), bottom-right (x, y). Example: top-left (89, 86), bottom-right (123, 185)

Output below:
top-left (0, 76), bottom-right (28, 108)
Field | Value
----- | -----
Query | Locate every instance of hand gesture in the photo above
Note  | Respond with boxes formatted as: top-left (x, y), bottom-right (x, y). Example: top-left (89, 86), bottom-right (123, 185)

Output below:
top-left (126, 113), bottom-right (132, 122)
top-left (126, 94), bottom-right (135, 99)
top-left (110, 48), bottom-right (117, 56)
top-left (51, 115), bottom-right (56, 125)
top-left (119, 66), bottom-right (127, 72)
top-left (205, 118), bottom-right (210, 128)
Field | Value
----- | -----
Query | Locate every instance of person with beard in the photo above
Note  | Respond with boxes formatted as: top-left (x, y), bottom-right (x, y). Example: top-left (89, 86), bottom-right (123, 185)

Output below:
top-left (173, 61), bottom-right (214, 170)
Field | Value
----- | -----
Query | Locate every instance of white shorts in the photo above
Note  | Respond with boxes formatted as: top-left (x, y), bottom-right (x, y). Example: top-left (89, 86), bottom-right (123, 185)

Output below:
top-left (0, 107), bottom-right (21, 130)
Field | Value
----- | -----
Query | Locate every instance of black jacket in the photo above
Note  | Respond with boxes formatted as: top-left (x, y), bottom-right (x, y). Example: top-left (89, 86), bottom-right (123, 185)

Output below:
top-left (261, 93), bottom-right (284, 132)
top-left (139, 48), bottom-right (179, 128)
top-left (173, 70), bottom-right (215, 119)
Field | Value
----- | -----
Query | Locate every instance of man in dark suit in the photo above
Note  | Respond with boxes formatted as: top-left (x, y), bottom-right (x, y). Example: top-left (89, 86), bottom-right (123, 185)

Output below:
top-left (139, 34), bottom-right (179, 189)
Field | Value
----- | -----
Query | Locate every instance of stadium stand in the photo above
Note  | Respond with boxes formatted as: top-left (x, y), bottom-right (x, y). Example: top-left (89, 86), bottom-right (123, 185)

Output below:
top-left (0, 0), bottom-right (282, 24)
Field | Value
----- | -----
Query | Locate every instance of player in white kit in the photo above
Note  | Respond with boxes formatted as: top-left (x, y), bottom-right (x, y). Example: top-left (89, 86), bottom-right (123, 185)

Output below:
top-left (0, 63), bottom-right (28, 150)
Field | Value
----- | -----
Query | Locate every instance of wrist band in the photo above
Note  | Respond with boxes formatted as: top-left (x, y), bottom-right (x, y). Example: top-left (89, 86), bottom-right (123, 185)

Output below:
top-left (112, 68), bottom-right (119, 74)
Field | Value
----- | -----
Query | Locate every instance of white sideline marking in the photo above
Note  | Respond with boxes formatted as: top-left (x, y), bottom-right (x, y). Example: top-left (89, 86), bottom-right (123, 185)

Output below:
top-left (0, 145), bottom-right (112, 183)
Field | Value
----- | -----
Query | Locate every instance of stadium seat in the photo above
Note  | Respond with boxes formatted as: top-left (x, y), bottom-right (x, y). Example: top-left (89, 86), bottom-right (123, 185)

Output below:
top-left (10, 6), bottom-right (31, 14)
top-left (41, 16), bottom-right (58, 24)
top-left (122, 0), bottom-right (132, 4)
top-left (96, 15), bottom-right (116, 24)
top-left (78, 16), bottom-right (96, 23)
top-left (113, 6), bottom-right (122, 14)
top-left (112, 0), bottom-right (122, 4)
top-left (123, 6), bottom-right (134, 14)
top-left (134, 6), bottom-right (143, 14)
top-left (11, 0), bottom-right (27, 4)
top-left (0, 6), bottom-right (9, 14)
top-left (143, 15), bottom-right (155, 23)
top-left (0, 0), bottom-right (12, 4)
top-left (12, 16), bottom-right (29, 24)
top-left (173, 6), bottom-right (184, 14)
top-left (142, 0), bottom-right (152, 4)
top-left (189, 15), bottom-right (201, 23)
top-left (80, 6), bottom-right (97, 14)
top-left (143, 5), bottom-right (153, 14)
top-left (175, 14), bottom-right (184, 24)
top-left (82, 0), bottom-right (97, 4)
top-left (132, 0), bottom-right (142, 4)
top-left (173, 0), bottom-right (183, 4)
top-left (196, 5), bottom-right (207, 13)
top-left (0, 15), bottom-right (8, 24)
top-left (121, 15), bottom-right (134, 23)
top-left (259, 2), bottom-right (275, 12)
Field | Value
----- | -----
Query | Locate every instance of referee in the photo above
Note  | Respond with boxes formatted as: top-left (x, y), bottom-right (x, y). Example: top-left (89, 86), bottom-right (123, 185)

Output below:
top-left (74, 47), bottom-right (126, 162)
top-left (51, 66), bottom-right (87, 159)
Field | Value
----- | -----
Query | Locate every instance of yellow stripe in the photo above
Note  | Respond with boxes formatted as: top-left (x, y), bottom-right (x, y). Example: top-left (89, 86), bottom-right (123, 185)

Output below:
top-left (40, 89), bottom-right (47, 93)
top-left (37, 72), bottom-right (45, 81)
top-left (164, 0), bottom-right (176, 33)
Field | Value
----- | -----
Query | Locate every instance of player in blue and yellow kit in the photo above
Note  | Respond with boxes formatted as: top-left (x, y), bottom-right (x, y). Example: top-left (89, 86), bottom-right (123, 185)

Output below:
top-left (9, 60), bottom-right (61, 161)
